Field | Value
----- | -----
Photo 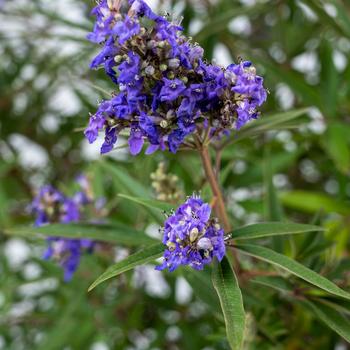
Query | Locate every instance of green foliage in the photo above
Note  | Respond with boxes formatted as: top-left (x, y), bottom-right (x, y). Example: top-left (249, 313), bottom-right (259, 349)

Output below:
top-left (4, 223), bottom-right (156, 245)
top-left (237, 244), bottom-right (350, 300)
top-left (212, 257), bottom-right (245, 350)
top-left (88, 244), bottom-right (164, 291)
top-left (233, 222), bottom-right (323, 240)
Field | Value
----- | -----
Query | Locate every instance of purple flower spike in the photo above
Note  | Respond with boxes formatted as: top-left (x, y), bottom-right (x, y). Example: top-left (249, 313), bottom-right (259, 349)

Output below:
top-left (156, 195), bottom-right (226, 271)
top-left (85, 0), bottom-right (267, 155)
top-left (31, 176), bottom-right (104, 281)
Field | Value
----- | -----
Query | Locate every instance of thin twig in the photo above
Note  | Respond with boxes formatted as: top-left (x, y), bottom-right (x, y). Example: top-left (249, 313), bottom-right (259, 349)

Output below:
top-left (215, 148), bottom-right (222, 179)
top-left (194, 134), bottom-right (241, 274)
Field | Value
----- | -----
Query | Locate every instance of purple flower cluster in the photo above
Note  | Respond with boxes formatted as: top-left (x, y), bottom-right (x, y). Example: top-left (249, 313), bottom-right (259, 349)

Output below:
top-left (31, 176), bottom-right (99, 281)
top-left (85, 0), bottom-right (267, 155)
top-left (156, 195), bottom-right (225, 271)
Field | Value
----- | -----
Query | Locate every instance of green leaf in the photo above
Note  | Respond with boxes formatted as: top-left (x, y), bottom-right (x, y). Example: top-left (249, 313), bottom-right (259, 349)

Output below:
top-left (236, 244), bottom-right (350, 300)
top-left (264, 148), bottom-right (285, 251)
top-left (185, 268), bottom-right (221, 312)
top-left (232, 108), bottom-right (309, 143)
top-left (212, 257), bottom-right (245, 350)
top-left (118, 194), bottom-right (175, 212)
top-left (301, 299), bottom-right (350, 342)
top-left (194, 3), bottom-right (269, 42)
top-left (99, 160), bottom-right (150, 197)
top-left (281, 191), bottom-right (350, 215)
top-left (99, 160), bottom-right (164, 222)
top-left (319, 42), bottom-right (338, 118)
top-left (257, 57), bottom-right (323, 107)
top-left (307, 0), bottom-right (350, 37)
top-left (264, 150), bottom-right (284, 222)
top-left (88, 243), bottom-right (164, 291)
top-left (323, 122), bottom-right (350, 174)
top-left (233, 222), bottom-right (323, 240)
top-left (4, 223), bottom-right (155, 246)
top-left (250, 276), bottom-right (293, 293)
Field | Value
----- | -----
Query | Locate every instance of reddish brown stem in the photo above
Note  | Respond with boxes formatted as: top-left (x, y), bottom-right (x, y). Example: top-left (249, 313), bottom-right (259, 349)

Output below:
top-left (196, 140), bottom-right (241, 274)
top-left (199, 146), bottom-right (231, 233)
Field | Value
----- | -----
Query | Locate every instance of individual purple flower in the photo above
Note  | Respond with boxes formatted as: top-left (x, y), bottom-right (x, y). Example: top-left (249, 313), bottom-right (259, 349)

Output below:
top-left (168, 129), bottom-right (188, 154)
top-left (101, 126), bottom-right (118, 154)
top-left (86, 1), bottom-right (114, 43)
top-left (31, 186), bottom-right (64, 226)
top-left (118, 51), bottom-right (141, 84)
top-left (156, 195), bottom-right (225, 271)
top-left (85, 108), bottom-right (107, 144)
top-left (128, 128), bottom-right (144, 155)
top-left (159, 78), bottom-right (187, 102)
top-left (112, 16), bottom-right (140, 44)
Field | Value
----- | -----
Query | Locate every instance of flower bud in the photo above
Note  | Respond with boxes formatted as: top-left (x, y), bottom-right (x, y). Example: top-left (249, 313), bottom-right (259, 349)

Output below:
top-left (166, 241), bottom-right (176, 251)
top-left (189, 227), bottom-right (199, 242)
top-left (197, 237), bottom-right (213, 251)
top-left (145, 66), bottom-right (155, 75)
top-left (113, 55), bottom-right (122, 63)
top-left (160, 120), bottom-right (168, 128)
top-left (168, 58), bottom-right (180, 69)
top-left (181, 76), bottom-right (188, 84)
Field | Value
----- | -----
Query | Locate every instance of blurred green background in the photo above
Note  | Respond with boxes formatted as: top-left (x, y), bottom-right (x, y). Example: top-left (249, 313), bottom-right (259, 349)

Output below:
top-left (0, 0), bottom-right (350, 349)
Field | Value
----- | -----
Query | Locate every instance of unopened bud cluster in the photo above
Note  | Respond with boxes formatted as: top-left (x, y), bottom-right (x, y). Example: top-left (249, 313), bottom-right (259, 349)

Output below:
top-left (150, 162), bottom-right (183, 203)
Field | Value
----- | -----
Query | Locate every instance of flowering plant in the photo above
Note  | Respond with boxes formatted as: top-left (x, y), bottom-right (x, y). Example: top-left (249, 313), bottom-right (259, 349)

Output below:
top-left (3, 0), bottom-right (350, 349)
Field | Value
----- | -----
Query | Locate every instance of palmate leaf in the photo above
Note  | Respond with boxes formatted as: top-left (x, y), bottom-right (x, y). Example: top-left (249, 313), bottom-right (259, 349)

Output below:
top-left (212, 257), bottom-right (245, 350)
top-left (233, 222), bottom-right (323, 240)
top-left (4, 223), bottom-right (156, 246)
top-left (301, 299), bottom-right (350, 342)
top-left (88, 243), bottom-right (164, 291)
top-left (237, 244), bottom-right (350, 300)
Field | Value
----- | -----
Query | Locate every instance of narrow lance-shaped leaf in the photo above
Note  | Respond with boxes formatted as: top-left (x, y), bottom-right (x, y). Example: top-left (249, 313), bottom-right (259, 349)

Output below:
top-left (4, 223), bottom-right (156, 246)
top-left (237, 244), bottom-right (350, 300)
top-left (194, 3), bottom-right (269, 42)
top-left (233, 222), bottom-right (323, 240)
top-left (300, 299), bottom-right (350, 343)
top-left (250, 276), bottom-right (293, 293)
top-left (88, 243), bottom-right (164, 291)
top-left (264, 147), bottom-right (284, 252)
top-left (99, 160), bottom-right (150, 197)
top-left (281, 191), bottom-right (350, 215)
top-left (212, 257), bottom-right (245, 350)
top-left (232, 108), bottom-right (309, 143)
top-left (99, 161), bottom-right (165, 222)
top-left (118, 194), bottom-right (175, 212)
